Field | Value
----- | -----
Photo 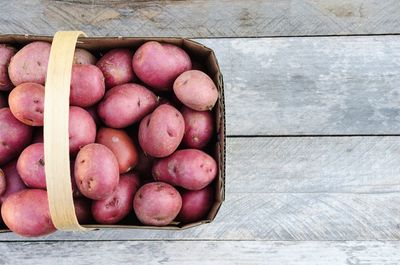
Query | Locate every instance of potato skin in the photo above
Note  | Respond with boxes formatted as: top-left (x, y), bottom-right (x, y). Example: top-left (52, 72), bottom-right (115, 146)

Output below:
top-left (0, 45), bottom-right (16, 91)
top-left (73, 48), bottom-right (97, 65)
top-left (96, 48), bottom-right (136, 88)
top-left (133, 182), bottom-right (182, 226)
top-left (181, 107), bottom-right (214, 149)
top-left (152, 149), bottom-right (217, 191)
top-left (132, 41), bottom-right (192, 91)
top-left (96, 127), bottom-right (138, 173)
top-left (92, 172), bottom-right (140, 224)
top-left (173, 70), bottom-right (218, 111)
top-left (1, 189), bottom-right (55, 237)
top-left (98, 83), bottom-right (158, 128)
top-left (17, 143), bottom-right (46, 189)
top-left (69, 106), bottom-right (96, 156)
top-left (0, 160), bottom-right (26, 204)
top-left (8, 41), bottom-right (51, 86)
top-left (74, 198), bottom-right (92, 224)
top-left (70, 64), bottom-right (105, 107)
top-left (0, 108), bottom-right (32, 165)
top-left (138, 104), bottom-right (184, 158)
top-left (75, 143), bottom-right (119, 200)
top-left (9, 83), bottom-right (45, 126)
top-left (177, 186), bottom-right (214, 223)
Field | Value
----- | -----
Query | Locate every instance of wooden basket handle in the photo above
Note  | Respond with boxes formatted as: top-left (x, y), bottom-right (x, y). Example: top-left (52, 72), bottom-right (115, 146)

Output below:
top-left (44, 31), bottom-right (91, 231)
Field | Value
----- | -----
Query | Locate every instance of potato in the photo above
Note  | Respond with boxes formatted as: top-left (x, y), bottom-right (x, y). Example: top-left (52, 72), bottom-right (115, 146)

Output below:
top-left (173, 70), bottom-right (218, 111)
top-left (0, 45), bottom-right (16, 91)
top-left (177, 186), bottom-right (214, 223)
top-left (133, 182), bottom-right (182, 226)
top-left (98, 83), bottom-right (158, 128)
top-left (0, 168), bottom-right (6, 196)
top-left (9, 83), bottom-right (45, 126)
top-left (75, 143), bottom-right (119, 200)
top-left (0, 160), bottom-right (26, 204)
top-left (70, 64), bottom-right (105, 107)
top-left (92, 172), bottom-right (140, 224)
top-left (96, 49), bottom-right (136, 88)
top-left (8, 41), bottom-right (51, 86)
top-left (73, 48), bottom-right (97, 65)
top-left (132, 41), bottom-right (192, 91)
top-left (181, 107), bottom-right (214, 149)
top-left (152, 149), bottom-right (217, 190)
top-left (0, 108), bottom-right (32, 165)
top-left (17, 143), bottom-right (45, 189)
top-left (69, 106), bottom-right (96, 156)
top-left (96, 127), bottom-right (138, 173)
top-left (0, 93), bottom-right (6, 108)
top-left (74, 198), bottom-right (92, 224)
top-left (85, 105), bottom-right (101, 127)
top-left (32, 127), bottom-right (44, 143)
top-left (1, 189), bottom-right (55, 237)
top-left (138, 104), bottom-right (184, 158)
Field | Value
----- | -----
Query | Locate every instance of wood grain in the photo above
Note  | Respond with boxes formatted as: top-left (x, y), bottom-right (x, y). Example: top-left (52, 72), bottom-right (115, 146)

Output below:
top-left (1, 0), bottom-right (400, 37)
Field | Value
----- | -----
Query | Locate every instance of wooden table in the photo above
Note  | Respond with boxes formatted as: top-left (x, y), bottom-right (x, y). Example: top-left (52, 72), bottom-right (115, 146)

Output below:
top-left (2, 1), bottom-right (400, 264)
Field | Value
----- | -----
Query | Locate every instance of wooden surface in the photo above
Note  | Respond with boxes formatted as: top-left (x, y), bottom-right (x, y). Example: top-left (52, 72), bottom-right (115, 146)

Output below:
top-left (2, 1), bottom-right (400, 264)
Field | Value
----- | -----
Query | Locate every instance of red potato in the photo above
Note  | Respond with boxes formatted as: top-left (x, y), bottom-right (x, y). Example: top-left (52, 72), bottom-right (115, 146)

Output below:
top-left (17, 143), bottom-right (45, 189)
top-left (96, 127), bottom-right (139, 173)
top-left (173, 70), bottom-right (218, 111)
top-left (98, 83), bottom-right (158, 128)
top-left (132, 41), bottom-right (192, 91)
top-left (0, 169), bottom-right (6, 196)
top-left (92, 172), bottom-right (140, 224)
top-left (96, 49), bottom-right (136, 88)
top-left (75, 143), bottom-right (119, 200)
top-left (9, 83), bottom-right (45, 126)
top-left (177, 186), bottom-right (214, 223)
top-left (32, 127), bottom-right (44, 143)
top-left (0, 108), bottom-right (32, 165)
top-left (138, 104), bottom-right (184, 158)
top-left (1, 189), bottom-right (55, 237)
top-left (8, 41), bottom-right (51, 86)
top-left (133, 182), bottom-right (182, 226)
top-left (181, 107), bottom-right (214, 149)
top-left (69, 106), bottom-right (96, 155)
top-left (152, 149), bottom-right (217, 191)
top-left (74, 198), bottom-right (92, 224)
top-left (73, 48), bottom-right (97, 65)
top-left (0, 93), bottom-right (6, 108)
top-left (0, 45), bottom-right (16, 91)
top-left (85, 105), bottom-right (101, 127)
top-left (0, 160), bottom-right (26, 204)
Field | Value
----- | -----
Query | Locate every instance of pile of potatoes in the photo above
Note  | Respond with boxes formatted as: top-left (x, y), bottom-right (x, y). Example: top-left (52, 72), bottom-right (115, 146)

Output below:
top-left (0, 41), bottom-right (219, 237)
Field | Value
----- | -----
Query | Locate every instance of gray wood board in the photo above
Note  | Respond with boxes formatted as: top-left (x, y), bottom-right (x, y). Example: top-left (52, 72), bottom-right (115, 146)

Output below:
top-left (2, 0), bottom-right (400, 37)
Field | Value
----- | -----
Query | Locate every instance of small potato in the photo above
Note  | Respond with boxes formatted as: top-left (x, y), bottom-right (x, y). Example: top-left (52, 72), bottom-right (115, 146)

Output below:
top-left (133, 182), bottom-right (182, 226)
top-left (1, 189), bottom-right (55, 237)
top-left (177, 186), bottom-right (214, 223)
top-left (0, 93), bottom-right (7, 108)
top-left (69, 106), bottom-right (96, 156)
top-left (32, 127), bottom-right (44, 143)
top-left (74, 198), bottom-right (92, 224)
top-left (152, 149), bottom-right (217, 191)
top-left (9, 83), bottom-right (45, 126)
top-left (0, 160), bottom-right (27, 204)
top-left (0, 168), bottom-right (6, 196)
top-left (138, 104), bottom-right (184, 158)
top-left (132, 41), bottom-right (192, 91)
top-left (173, 70), bottom-right (218, 111)
top-left (96, 49), bottom-right (136, 88)
top-left (75, 143), bottom-right (119, 200)
top-left (0, 108), bottom-right (32, 165)
top-left (92, 172), bottom-right (140, 224)
top-left (181, 107), bottom-right (214, 149)
top-left (96, 127), bottom-right (138, 173)
top-left (0, 45), bottom-right (16, 91)
top-left (98, 83), bottom-right (158, 128)
top-left (17, 143), bottom-right (45, 189)
top-left (73, 48), bottom-right (97, 65)
top-left (85, 105), bottom-right (101, 127)
top-left (8, 41), bottom-right (51, 86)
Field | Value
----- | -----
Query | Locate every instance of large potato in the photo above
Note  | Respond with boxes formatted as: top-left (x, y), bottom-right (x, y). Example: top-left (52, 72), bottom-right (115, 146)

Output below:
top-left (98, 83), bottom-right (158, 128)
top-left (17, 143), bottom-right (45, 189)
top-left (96, 127), bottom-right (138, 173)
top-left (173, 70), bottom-right (218, 111)
top-left (138, 104), bottom-right (184, 158)
top-left (132, 41), bottom-right (192, 91)
top-left (181, 106), bottom-right (214, 149)
top-left (177, 186), bottom-right (214, 223)
top-left (8, 41), bottom-right (51, 86)
top-left (92, 172), bottom-right (140, 224)
top-left (73, 48), bottom-right (97, 65)
top-left (0, 108), bottom-right (32, 165)
top-left (70, 64), bottom-right (105, 107)
top-left (9, 83), bottom-right (45, 126)
top-left (69, 106), bottom-right (96, 155)
top-left (0, 93), bottom-right (6, 108)
top-left (96, 49), bottom-right (135, 88)
top-left (133, 182), bottom-right (182, 226)
top-left (1, 189), bottom-right (55, 237)
top-left (152, 149), bottom-right (217, 190)
top-left (0, 160), bottom-right (26, 204)
top-left (74, 198), bottom-right (92, 224)
top-left (0, 45), bottom-right (16, 91)
top-left (75, 143), bottom-right (119, 200)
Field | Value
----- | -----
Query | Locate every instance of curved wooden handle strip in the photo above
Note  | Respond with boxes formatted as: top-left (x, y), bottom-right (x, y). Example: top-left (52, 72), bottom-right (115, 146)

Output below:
top-left (44, 31), bottom-right (90, 231)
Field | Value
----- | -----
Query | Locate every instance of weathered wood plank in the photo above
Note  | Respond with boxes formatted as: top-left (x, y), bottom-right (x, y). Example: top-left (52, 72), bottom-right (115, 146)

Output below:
top-left (1, 241), bottom-right (399, 265)
top-left (1, 0), bottom-right (400, 37)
